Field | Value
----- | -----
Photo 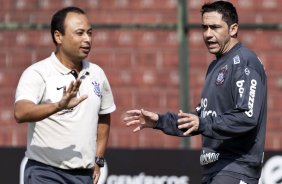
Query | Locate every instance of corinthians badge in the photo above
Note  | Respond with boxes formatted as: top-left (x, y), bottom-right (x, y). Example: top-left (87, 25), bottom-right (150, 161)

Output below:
top-left (92, 81), bottom-right (102, 98)
top-left (216, 65), bottom-right (228, 85)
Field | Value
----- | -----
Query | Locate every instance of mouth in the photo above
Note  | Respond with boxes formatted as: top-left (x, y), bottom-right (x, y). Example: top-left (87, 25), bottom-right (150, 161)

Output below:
top-left (206, 41), bottom-right (218, 49)
top-left (80, 46), bottom-right (91, 54)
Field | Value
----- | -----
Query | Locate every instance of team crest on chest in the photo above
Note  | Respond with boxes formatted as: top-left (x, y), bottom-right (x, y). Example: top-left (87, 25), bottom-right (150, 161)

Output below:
top-left (92, 81), bottom-right (102, 97)
top-left (215, 65), bottom-right (228, 85)
top-left (233, 55), bottom-right (240, 64)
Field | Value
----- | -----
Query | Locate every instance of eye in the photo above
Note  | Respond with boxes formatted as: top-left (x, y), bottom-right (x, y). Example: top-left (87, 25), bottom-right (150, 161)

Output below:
top-left (201, 25), bottom-right (208, 30)
top-left (76, 32), bottom-right (83, 36)
top-left (87, 30), bottom-right (92, 36)
top-left (210, 25), bottom-right (221, 30)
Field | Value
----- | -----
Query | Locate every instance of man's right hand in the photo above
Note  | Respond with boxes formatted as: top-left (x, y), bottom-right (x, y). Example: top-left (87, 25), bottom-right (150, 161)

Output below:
top-left (123, 109), bottom-right (159, 132)
top-left (14, 79), bottom-right (88, 123)
top-left (56, 79), bottom-right (88, 111)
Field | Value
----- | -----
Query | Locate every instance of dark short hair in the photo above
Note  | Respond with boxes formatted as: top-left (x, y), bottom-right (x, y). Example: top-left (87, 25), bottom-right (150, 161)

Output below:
top-left (201, 1), bottom-right (238, 27)
top-left (50, 6), bottom-right (85, 45)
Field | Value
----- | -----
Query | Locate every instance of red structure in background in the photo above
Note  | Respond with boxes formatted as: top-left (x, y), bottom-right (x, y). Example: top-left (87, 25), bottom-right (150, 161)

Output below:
top-left (0, 0), bottom-right (282, 150)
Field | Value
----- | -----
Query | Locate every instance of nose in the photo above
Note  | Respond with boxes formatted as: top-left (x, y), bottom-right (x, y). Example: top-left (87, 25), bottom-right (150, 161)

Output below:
top-left (204, 28), bottom-right (212, 38)
top-left (83, 32), bottom-right (92, 43)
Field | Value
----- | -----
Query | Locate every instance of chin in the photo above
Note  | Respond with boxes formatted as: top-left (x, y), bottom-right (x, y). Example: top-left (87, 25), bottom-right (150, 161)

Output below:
top-left (80, 53), bottom-right (89, 59)
top-left (208, 50), bottom-right (218, 55)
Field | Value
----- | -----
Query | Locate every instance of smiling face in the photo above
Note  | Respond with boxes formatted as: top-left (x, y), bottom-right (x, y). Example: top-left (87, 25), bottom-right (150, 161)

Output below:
top-left (201, 11), bottom-right (238, 56)
top-left (55, 12), bottom-right (92, 65)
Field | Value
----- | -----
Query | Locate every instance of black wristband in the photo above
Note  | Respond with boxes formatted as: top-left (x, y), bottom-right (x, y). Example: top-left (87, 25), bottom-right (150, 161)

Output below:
top-left (95, 156), bottom-right (105, 167)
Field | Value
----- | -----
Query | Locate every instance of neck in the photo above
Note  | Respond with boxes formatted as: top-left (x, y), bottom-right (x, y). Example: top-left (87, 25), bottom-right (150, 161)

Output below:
top-left (217, 39), bottom-right (239, 58)
top-left (55, 51), bottom-right (82, 72)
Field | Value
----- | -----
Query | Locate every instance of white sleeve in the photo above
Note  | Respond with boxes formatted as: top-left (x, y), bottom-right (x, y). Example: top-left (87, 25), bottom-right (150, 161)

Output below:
top-left (99, 71), bottom-right (116, 114)
top-left (15, 67), bottom-right (45, 104)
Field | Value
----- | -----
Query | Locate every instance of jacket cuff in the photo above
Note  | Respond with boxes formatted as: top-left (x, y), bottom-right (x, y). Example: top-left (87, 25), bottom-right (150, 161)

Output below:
top-left (154, 114), bottom-right (164, 130)
top-left (197, 117), bottom-right (206, 133)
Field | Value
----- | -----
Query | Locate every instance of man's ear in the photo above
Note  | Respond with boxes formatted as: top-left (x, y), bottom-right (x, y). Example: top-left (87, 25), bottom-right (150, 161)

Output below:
top-left (229, 23), bottom-right (238, 37)
top-left (54, 30), bottom-right (63, 44)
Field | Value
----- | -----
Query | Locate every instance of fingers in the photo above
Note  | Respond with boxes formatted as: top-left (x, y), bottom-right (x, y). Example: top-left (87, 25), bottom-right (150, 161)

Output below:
top-left (178, 109), bottom-right (190, 117)
top-left (66, 80), bottom-right (81, 94)
top-left (141, 109), bottom-right (159, 122)
top-left (140, 109), bottom-right (151, 117)
top-left (122, 109), bottom-right (144, 133)
top-left (123, 110), bottom-right (141, 123)
top-left (92, 173), bottom-right (100, 184)
top-left (64, 80), bottom-right (83, 101)
top-left (126, 109), bottom-right (141, 116)
top-left (73, 80), bottom-right (81, 93)
top-left (124, 117), bottom-right (143, 133)
top-left (178, 116), bottom-right (193, 124)
top-left (133, 126), bottom-right (141, 132)
top-left (123, 114), bottom-right (140, 122)
top-left (182, 123), bottom-right (199, 136)
top-left (59, 80), bottom-right (87, 110)
top-left (177, 111), bottom-right (200, 135)
top-left (178, 121), bottom-right (196, 136)
top-left (125, 119), bottom-right (140, 126)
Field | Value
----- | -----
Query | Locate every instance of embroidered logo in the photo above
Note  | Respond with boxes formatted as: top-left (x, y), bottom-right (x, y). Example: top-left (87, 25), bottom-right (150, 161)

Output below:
top-left (56, 86), bottom-right (64, 90)
top-left (244, 67), bottom-right (250, 76)
top-left (233, 55), bottom-right (240, 64)
top-left (200, 150), bottom-right (220, 165)
top-left (92, 81), bottom-right (102, 97)
top-left (215, 65), bottom-right (228, 85)
top-left (245, 79), bottom-right (257, 117)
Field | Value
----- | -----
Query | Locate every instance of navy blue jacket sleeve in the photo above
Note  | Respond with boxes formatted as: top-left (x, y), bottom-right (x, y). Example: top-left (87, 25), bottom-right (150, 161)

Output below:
top-left (154, 112), bottom-right (187, 137)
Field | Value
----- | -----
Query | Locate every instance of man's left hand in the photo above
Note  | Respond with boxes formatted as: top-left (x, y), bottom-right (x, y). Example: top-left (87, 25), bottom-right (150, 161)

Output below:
top-left (177, 110), bottom-right (200, 136)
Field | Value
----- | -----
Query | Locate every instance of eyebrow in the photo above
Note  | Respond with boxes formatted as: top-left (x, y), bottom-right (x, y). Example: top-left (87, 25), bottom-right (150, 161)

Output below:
top-left (201, 24), bottom-right (222, 27)
top-left (75, 27), bottom-right (92, 32)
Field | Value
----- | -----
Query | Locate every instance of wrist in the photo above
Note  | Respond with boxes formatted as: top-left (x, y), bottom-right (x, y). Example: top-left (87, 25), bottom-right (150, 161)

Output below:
top-left (95, 156), bottom-right (105, 167)
top-left (153, 113), bottom-right (159, 128)
top-left (54, 102), bottom-right (63, 112)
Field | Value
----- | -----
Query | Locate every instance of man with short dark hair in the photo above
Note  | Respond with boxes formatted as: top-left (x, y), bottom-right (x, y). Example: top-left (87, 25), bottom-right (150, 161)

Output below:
top-left (123, 1), bottom-right (267, 184)
top-left (14, 6), bottom-right (116, 184)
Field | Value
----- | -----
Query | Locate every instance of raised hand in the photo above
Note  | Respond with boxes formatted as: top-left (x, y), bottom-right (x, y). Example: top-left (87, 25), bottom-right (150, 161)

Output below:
top-left (57, 79), bottom-right (88, 110)
top-left (123, 109), bottom-right (159, 132)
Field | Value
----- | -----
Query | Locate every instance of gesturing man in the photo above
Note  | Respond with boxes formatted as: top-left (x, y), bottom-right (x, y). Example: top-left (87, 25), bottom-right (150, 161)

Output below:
top-left (124, 1), bottom-right (267, 184)
top-left (14, 7), bottom-right (116, 184)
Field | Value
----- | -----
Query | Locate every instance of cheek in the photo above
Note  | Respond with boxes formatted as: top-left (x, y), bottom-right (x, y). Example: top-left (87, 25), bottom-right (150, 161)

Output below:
top-left (215, 32), bottom-right (229, 43)
top-left (66, 38), bottom-right (81, 47)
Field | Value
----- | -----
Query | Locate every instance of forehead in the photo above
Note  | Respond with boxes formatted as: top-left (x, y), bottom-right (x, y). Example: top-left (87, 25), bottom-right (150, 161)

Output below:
top-left (64, 12), bottom-right (91, 30)
top-left (202, 11), bottom-right (225, 25)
